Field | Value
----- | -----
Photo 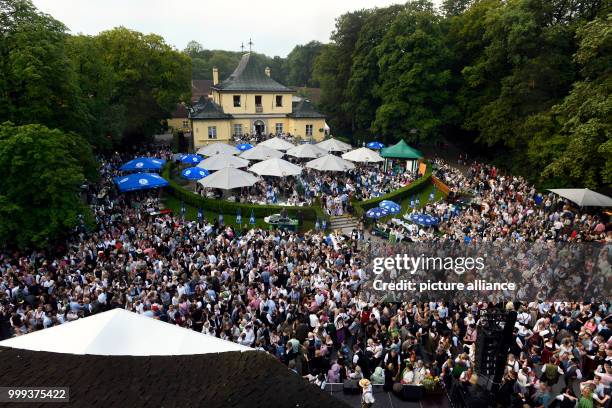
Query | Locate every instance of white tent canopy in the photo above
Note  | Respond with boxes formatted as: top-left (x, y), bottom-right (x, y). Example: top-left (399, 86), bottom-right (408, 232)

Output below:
top-left (198, 166), bottom-right (260, 190)
top-left (342, 147), bottom-right (384, 163)
top-left (306, 154), bottom-right (355, 172)
top-left (548, 188), bottom-right (612, 207)
top-left (239, 144), bottom-right (284, 161)
top-left (197, 154), bottom-right (249, 171)
top-left (258, 137), bottom-right (295, 151)
top-left (285, 143), bottom-right (327, 159)
top-left (0, 309), bottom-right (251, 356)
top-left (249, 158), bottom-right (302, 177)
top-left (316, 137), bottom-right (352, 152)
top-left (196, 142), bottom-right (239, 156)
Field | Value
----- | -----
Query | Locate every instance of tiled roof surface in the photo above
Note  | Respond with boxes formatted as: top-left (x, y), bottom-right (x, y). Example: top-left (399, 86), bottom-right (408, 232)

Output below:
top-left (213, 53), bottom-right (293, 93)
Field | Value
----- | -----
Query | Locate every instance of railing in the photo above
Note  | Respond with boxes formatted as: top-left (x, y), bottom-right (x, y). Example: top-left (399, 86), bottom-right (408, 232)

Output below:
top-left (255, 105), bottom-right (263, 113)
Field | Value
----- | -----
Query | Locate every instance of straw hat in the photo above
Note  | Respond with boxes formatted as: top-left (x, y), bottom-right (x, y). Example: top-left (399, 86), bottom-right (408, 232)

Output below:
top-left (359, 379), bottom-right (371, 388)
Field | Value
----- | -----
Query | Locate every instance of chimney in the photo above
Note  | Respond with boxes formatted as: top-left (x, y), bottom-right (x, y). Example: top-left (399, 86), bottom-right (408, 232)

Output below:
top-left (212, 67), bottom-right (219, 85)
top-left (265, 67), bottom-right (271, 77)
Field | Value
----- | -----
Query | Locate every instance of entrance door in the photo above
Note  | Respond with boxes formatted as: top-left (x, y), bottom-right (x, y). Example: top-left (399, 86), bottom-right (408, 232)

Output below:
top-left (254, 120), bottom-right (265, 136)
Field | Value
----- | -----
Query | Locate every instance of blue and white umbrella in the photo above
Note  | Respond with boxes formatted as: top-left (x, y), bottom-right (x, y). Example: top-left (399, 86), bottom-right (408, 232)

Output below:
top-left (119, 157), bottom-right (166, 172)
top-left (113, 173), bottom-right (169, 192)
top-left (236, 143), bottom-right (254, 151)
top-left (181, 167), bottom-right (209, 180)
top-left (366, 207), bottom-right (390, 219)
top-left (379, 200), bottom-right (401, 214)
top-left (366, 141), bottom-right (385, 149)
top-left (408, 212), bottom-right (440, 227)
top-left (179, 154), bottom-right (203, 164)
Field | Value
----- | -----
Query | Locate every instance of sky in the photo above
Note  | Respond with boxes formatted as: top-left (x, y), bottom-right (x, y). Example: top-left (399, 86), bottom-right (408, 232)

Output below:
top-left (32, 0), bottom-right (408, 57)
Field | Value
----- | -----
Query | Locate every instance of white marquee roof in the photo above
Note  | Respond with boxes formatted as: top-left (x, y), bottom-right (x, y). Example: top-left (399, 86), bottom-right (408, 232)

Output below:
top-left (285, 143), bottom-right (327, 159)
top-left (306, 154), bottom-right (355, 172)
top-left (548, 188), bottom-right (612, 207)
top-left (249, 158), bottom-right (302, 177)
top-left (197, 153), bottom-right (249, 171)
top-left (316, 137), bottom-right (352, 152)
top-left (258, 137), bottom-right (295, 151)
top-left (197, 166), bottom-right (260, 190)
top-left (239, 144), bottom-right (284, 161)
top-left (342, 147), bottom-right (384, 163)
top-left (196, 142), bottom-right (239, 156)
top-left (0, 309), bottom-right (251, 356)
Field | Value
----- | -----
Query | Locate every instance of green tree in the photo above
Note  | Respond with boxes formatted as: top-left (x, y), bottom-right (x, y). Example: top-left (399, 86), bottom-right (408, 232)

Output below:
top-left (285, 41), bottom-right (324, 86)
top-left (95, 27), bottom-right (192, 145)
top-left (345, 5), bottom-right (405, 138)
top-left (539, 15), bottom-right (612, 188)
top-left (0, 0), bottom-right (85, 134)
top-left (0, 122), bottom-right (97, 248)
top-left (372, 0), bottom-right (455, 143)
top-left (313, 10), bottom-right (368, 136)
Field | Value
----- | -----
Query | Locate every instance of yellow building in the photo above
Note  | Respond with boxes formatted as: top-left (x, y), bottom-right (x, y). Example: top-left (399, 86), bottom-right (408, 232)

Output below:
top-left (190, 53), bottom-right (326, 148)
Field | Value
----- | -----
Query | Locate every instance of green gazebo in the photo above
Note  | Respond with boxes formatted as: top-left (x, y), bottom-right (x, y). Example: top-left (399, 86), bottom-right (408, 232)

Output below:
top-left (380, 139), bottom-right (423, 172)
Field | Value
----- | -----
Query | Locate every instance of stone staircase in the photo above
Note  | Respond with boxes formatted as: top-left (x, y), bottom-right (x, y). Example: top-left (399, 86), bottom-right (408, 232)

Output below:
top-left (329, 214), bottom-right (359, 233)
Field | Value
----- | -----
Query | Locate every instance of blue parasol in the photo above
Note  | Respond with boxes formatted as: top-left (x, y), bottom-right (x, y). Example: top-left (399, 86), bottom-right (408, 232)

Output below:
top-left (181, 167), bottom-right (210, 180)
top-left (366, 141), bottom-right (385, 149)
top-left (119, 157), bottom-right (166, 172)
top-left (408, 212), bottom-right (440, 227)
top-left (366, 207), bottom-right (390, 219)
top-left (379, 200), bottom-right (401, 214)
top-left (179, 154), bottom-right (203, 164)
top-left (113, 173), bottom-right (169, 192)
top-left (236, 143), bottom-right (254, 151)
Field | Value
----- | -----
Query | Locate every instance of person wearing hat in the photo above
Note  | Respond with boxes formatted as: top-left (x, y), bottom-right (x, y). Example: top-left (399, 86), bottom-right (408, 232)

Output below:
top-left (359, 378), bottom-right (375, 408)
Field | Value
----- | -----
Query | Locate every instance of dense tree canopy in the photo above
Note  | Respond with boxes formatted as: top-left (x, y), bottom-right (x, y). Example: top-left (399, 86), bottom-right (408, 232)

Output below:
top-left (0, 1), bottom-right (191, 149)
top-left (0, 122), bottom-right (97, 248)
top-left (312, 0), bottom-right (610, 189)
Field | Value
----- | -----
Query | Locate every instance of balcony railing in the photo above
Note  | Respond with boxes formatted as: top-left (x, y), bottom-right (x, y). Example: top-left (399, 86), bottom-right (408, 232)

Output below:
top-left (255, 105), bottom-right (263, 113)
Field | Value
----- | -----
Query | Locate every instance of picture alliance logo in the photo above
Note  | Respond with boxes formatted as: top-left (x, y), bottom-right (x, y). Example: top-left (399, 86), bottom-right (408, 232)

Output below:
top-left (372, 254), bottom-right (486, 276)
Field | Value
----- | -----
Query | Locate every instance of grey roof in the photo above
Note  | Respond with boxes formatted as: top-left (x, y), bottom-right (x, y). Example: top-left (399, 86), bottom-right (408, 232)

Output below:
top-left (289, 99), bottom-right (326, 119)
top-left (189, 98), bottom-right (232, 120)
top-left (212, 53), bottom-right (294, 93)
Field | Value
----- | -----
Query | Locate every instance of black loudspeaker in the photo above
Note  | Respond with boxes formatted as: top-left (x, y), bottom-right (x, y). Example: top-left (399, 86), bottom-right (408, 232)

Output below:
top-left (474, 308), bottom-right (518, 396)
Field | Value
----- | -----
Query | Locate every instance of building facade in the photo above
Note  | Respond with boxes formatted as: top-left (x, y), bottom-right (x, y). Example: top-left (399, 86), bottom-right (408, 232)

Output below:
top-left (190, 53), bottom-right (326, 148)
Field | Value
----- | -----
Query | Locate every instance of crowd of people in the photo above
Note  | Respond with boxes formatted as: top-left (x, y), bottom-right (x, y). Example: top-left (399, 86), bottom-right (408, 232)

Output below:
top-left (375, 157), bottom-right (610, 245)
top-left (0, 146), bottom-right (610, 408)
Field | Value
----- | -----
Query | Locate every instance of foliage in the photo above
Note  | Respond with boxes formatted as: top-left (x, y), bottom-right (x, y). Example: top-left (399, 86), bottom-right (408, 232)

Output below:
top-left (312, 0), bottom-right (609, 190)
top-left (373, 1), bottom-right (455, 143)
top-left (285, 41), bottom-right (325, 87)
top-left (0, 0), bottom-right (84, 136)
top-left (0, 122), bottom-right (97, 248)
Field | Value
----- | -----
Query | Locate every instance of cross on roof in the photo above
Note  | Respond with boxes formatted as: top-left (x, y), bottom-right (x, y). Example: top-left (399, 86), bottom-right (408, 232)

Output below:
top-left (248, 38), bottom-right (254, 52)
top-left (240, 42), bottom-right (244, 53)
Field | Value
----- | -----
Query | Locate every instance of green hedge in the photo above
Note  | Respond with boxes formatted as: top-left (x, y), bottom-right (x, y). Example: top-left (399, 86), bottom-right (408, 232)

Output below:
top-left (162, 163), bottom-right (328, 222)
top-left (352, 170), bottom-right (433, 219)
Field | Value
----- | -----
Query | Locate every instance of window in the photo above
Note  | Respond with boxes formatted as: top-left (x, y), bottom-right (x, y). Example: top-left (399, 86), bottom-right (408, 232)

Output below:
top-left (182, 120), bottom-right (189, 128)
top-left (255, 95), bottom-right (262, 106)
top-left (233, 95), bottom-right (241, 107)
top-left (305, 124), bottom-right (313, 136)
top-left (275, 123), bottom-right (283, 135)
top-left (275, 95), bottom-right (283, 107)
top-left (208, 126), bottom-right (217, 139)
top-left (233, 124), bottom-right (243, 137)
